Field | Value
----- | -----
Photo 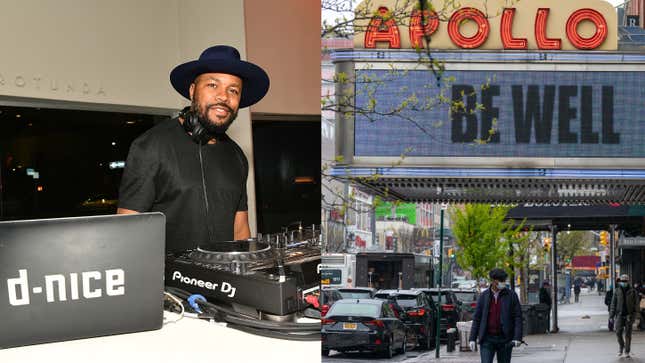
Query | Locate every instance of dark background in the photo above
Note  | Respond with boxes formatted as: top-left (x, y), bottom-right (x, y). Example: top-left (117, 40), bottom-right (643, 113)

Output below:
top-left (0, 106), bottom-right (320, 235)
top-left (252, 121), bottom-right (321, 233)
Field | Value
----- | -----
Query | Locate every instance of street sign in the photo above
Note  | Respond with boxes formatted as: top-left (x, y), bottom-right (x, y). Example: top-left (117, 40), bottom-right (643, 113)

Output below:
top-left (619, 237), bottom-right (645, 247)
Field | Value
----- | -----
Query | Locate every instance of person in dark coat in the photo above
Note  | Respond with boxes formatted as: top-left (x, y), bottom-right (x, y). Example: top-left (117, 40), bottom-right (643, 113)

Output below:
top-left (538, 280), bottom-right (552, 333)
top-left (573, 282), bottom-right (581, 303)
top-left (610, 274), bottom-right (641, 358)
top-left (605, 278), bottom-right (620, 331)
top-left (469, 268), bottom-right (523, 363)
top-left (605, 287), bottom-right (614, 310)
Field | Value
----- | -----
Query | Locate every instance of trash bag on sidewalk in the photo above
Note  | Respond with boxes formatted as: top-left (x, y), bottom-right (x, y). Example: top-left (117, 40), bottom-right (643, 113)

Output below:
top-left (457, 321), bottom-right (476, 352)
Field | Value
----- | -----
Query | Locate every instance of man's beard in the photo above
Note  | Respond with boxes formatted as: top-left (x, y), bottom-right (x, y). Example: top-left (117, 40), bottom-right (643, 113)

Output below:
top-left (191, 101), bottom-right (238, 135)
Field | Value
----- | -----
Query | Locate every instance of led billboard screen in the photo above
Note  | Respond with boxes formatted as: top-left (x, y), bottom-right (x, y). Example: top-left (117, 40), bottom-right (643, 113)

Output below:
top-left (354, 69), bottom-right (645, 158)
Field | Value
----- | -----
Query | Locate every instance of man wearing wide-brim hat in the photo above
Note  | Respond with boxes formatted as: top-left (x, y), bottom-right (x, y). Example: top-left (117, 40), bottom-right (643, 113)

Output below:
top-left (610, 274), bottom-right (641, 358)
top-left (117, 45), bottom-right (269, 253)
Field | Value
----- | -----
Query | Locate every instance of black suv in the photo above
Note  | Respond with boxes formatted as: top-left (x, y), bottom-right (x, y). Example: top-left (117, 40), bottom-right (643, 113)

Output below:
top-left (414, 288), bottom-right (462, 338)
top-left (374, 289), bottom-right (437, 350)
top-left (337, 287), bottom-right (378, 300)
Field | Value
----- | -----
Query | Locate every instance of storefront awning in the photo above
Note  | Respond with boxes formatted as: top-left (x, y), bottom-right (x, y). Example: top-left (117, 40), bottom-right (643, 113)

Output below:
top-left (329, 167), bottom-right (645, 204)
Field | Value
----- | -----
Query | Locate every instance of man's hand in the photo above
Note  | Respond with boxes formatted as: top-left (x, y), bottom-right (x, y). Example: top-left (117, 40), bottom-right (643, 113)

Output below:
top-left (469, 341), bottom-right (476, 351)
top-left (511, 340), bottom-right (522, 348)
top-left (233, 211), bottom-right (251, 240)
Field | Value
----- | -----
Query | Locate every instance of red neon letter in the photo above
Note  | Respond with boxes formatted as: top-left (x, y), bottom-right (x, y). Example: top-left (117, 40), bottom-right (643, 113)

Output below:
top-left (409, 9), bottom-right (439, 49)
top-left (364, 7), bottom-right (401, 49)
top-left (535, 8), bottom-right (562, 50)
top-left (501, 8), bottom-right (527, 49)
top-left (448, 8), bottom-right (490, 49)
top-left (566, 9), bottom-right (608, 50)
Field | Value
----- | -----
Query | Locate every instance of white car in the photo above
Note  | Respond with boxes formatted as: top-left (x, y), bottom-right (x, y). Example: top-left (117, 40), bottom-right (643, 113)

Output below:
top-left (455, 280), bottom-right (477, 289)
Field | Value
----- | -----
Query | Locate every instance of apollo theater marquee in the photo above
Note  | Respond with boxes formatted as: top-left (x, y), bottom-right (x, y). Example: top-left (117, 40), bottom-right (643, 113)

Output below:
top-left (331, 0), bottom-right (645, 204)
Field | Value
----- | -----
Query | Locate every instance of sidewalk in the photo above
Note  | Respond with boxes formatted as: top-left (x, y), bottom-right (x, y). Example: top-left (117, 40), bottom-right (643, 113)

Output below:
top-left (407, 290), bottom-right (645, 363)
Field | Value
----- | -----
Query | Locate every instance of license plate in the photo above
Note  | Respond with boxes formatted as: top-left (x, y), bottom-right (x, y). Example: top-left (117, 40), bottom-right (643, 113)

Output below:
top-left (343, 322), bottom-right (357, 330)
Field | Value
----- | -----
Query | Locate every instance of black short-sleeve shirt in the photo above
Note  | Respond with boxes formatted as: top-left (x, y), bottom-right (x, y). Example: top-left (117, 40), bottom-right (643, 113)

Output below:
top-left (118, 118), bottom-right (248, 252)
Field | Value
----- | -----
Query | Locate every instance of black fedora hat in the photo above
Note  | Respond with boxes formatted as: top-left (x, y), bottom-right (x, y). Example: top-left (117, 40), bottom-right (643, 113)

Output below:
top-left (170, 45), bottom-right (270, 108)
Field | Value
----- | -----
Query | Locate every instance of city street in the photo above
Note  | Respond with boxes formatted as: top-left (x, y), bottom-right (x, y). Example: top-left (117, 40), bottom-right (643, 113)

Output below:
top-left (323, 289), bottom-right (645, 363)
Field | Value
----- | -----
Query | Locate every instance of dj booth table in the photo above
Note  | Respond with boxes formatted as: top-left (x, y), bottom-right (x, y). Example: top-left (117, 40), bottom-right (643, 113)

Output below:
top-left (0, 316), bottom-right (320, 363)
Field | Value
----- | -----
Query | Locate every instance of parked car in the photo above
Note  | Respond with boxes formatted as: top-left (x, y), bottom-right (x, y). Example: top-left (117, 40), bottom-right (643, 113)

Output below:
top-left (414, 288), bottom-right (462, 338)
top-left (452, 279), bottom-right (477, 289)
top-left (450, 288), bottom-right (480, 321)
top-left (321, 299), bottom-right (407, 358)
top-left (320, 288), bottom-right (344, 317)
top-left (337, 287), bottom-right (377, 300)
top-left (372, 295), bottom-right (419, 347)
top-left (373, 294), bottom-right (407, 319)
top-left (374, 289), bottom-right (437, 350)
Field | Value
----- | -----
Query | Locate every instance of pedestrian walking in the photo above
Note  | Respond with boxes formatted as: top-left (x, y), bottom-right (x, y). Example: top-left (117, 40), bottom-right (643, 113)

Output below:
top-left (469, 268), bottom-right (523, 363)
top-left (574, 282), bottom-right (581, 303)
top-left (539, 280), bottom-right (552, 333)
top-left (610, 274), bottom-right (641, 358)
top-left (606, 278), bottom-right (619, 331)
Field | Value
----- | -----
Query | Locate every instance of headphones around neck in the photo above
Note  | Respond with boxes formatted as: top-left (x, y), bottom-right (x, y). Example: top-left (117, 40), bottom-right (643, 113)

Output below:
top-left (179, 106), bottom-right (211, 145)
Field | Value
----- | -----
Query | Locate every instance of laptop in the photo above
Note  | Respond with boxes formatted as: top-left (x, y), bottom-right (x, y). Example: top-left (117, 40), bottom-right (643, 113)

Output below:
top-left (0, 213), bottom-right (165, 349)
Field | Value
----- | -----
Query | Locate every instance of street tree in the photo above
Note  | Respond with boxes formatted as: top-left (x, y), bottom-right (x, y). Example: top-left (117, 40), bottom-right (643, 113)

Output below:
top-left (503, 229), bottom-right (536, 303)
top-left (556, 230), bottom-right (593, 268)
top-left (449, 204), bottom-right (520, 284)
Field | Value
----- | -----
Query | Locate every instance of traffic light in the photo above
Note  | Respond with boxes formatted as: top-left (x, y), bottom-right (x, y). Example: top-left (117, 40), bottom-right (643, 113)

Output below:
top-left (600, 231), bottom-right (608, 246)
top-left (447, 248), bottom-right (454, 258)
top-left (543, 237), bottom-right (551, 251)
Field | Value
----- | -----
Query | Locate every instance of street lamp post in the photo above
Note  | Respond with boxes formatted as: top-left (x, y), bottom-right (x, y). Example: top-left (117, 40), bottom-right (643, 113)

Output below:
top-left (435, 205), bottom-right (446, 358)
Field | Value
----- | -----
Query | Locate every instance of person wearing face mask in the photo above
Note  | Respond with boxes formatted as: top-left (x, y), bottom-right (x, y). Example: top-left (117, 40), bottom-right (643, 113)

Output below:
top-left (469, 268), bottom-right (523, 363)
top-left (610, 274), bottom-right (641, 358)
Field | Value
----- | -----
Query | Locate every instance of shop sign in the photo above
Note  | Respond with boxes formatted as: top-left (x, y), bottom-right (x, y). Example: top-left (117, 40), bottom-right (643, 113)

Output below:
top-left (619, 237), bottom-right (645, 247)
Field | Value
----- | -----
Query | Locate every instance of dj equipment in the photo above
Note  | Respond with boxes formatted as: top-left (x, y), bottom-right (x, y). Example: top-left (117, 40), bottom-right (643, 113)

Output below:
top-left (164, 223), bottom-right (321, 319)
top-left (0, 213), bottom-right (165, 349)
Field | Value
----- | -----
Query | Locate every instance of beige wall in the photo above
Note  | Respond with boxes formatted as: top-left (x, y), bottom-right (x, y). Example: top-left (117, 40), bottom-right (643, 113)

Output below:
top-left (0, 0), bottom-right (262, 235)
top-left (0, 0), bottom-right (179, 108)
top-left (244, 0), bottom-right (321, 116)
top-left (353, 0), bottom-right (618, 51)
